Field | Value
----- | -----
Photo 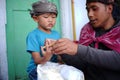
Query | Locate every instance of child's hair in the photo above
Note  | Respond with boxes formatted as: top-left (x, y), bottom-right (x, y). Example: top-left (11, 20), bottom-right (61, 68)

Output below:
top-left (29, 0), bottom-right (58, 17)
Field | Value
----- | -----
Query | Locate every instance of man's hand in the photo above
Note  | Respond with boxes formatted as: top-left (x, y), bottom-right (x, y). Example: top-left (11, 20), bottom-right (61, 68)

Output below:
top-left (52, 38), bottom-right (78, 55)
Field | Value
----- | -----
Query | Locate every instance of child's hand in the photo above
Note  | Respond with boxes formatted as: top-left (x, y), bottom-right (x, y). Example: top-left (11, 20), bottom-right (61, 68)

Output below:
top-left (41, 39), bottom-right (56, 61)
top-left (45, 39), bottom-right (56, 48)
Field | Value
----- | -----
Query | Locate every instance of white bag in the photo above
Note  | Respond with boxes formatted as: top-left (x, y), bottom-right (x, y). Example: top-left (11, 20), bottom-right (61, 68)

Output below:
top-left (37, 62), bottom-right (84, 80)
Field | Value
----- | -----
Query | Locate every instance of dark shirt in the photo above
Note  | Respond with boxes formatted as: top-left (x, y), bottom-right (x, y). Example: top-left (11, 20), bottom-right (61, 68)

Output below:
top-left (61, 19), bottom-right (120, 80)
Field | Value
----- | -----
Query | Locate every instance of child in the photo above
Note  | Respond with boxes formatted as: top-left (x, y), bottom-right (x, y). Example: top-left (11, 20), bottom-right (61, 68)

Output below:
top-left (26, 0), bottom-right (61, 80)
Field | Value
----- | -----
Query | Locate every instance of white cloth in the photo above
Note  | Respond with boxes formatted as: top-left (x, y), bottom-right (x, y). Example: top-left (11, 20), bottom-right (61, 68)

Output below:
top-left (37, 62), bottom-right (84, 80)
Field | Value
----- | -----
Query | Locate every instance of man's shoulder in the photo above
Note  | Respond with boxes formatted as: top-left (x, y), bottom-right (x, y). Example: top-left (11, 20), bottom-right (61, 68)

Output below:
top-left (83, 22), bottom-right (91, 27)
top-left (81, 22), bottom-right (92, 30)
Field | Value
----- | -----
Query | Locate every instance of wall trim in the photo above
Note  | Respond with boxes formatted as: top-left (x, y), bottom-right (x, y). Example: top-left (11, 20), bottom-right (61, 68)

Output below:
top-left (0, 0), bottom-right (8, 80)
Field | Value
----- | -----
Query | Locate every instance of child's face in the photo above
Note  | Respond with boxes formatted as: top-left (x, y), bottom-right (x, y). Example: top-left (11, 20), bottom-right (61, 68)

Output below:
top-left (33, 13), bottom-right (57, 33)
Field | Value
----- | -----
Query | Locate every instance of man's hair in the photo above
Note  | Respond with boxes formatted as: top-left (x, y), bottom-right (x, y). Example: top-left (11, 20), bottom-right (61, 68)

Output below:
top-left (86, 0), bottom-right (120, 20)
top-left (86, 0), bottom-right (114, 5)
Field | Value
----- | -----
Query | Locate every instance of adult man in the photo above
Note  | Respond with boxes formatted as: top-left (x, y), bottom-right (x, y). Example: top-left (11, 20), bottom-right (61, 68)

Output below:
top-left (52, 0), bottom-right (120, 80)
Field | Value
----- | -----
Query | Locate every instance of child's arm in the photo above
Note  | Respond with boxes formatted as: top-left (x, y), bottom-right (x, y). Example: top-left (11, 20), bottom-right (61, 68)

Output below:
top-left (31, 51), bottom-right (52, 64)
top-left (31, 39), bottom-right (55, 64)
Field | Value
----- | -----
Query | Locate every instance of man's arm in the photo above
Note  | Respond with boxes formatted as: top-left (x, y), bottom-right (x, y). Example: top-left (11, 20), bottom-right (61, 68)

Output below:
top-left (76, 45), bottom-right (120, 71)
top-left (60, 54), bottom-right (88, 70)
top-left (52, 38), bottom-right (120, 71)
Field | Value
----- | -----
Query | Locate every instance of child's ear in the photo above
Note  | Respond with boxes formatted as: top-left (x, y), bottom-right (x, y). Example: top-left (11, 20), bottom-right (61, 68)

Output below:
top-left (32, 15), bottom-right (38, 22)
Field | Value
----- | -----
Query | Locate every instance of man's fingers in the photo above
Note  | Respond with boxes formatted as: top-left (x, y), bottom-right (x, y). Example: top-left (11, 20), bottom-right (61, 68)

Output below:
top-left (53, 40), bottom-right (66, 49)
top-left (52, 44), bottom-right (68, 53)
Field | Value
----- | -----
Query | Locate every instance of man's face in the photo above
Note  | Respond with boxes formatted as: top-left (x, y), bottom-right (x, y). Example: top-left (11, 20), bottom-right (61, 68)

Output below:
top-left (86, 2), bottom-right (112, 28)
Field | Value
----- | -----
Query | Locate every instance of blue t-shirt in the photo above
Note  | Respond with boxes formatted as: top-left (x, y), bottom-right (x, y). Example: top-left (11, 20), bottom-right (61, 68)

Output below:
top-left (26, 28), bottom-right (60, 73)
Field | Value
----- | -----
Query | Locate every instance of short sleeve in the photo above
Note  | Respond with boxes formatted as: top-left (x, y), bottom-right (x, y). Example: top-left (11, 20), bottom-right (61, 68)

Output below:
top-left (26, 33), bottom-right (40, 53)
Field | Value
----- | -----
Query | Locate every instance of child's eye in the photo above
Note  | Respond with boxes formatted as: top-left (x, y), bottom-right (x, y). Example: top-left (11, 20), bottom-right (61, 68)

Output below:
top-left (52, 15), bottom-right (57, 18)
top-left (44, 16), bottom-right (48, 18)
top-left (52, 16), bottom-right (56, 18)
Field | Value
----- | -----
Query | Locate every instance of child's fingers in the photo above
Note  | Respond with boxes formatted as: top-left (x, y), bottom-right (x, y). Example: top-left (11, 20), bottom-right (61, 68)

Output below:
top-left (41, 46), bottom-right (46, 55)
top-left (45, 39), bottom-right (51, 45)
top-left (46, 44), bottom-right (51, 54)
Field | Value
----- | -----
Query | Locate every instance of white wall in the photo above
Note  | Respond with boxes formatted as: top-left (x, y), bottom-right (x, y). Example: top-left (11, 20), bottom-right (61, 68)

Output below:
top-left (60, 0), bottom-right (89, 41)
top-left (60, 0), bottom-right (73, 40)
top-left (74, 0), bottom-right (89, 40)
top-left (0, 0), bottom-right (8, 79)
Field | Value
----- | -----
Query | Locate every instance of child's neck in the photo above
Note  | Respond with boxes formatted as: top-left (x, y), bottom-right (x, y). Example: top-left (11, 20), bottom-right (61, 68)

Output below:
top-left (38, 27), bottom-right (51, 34)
